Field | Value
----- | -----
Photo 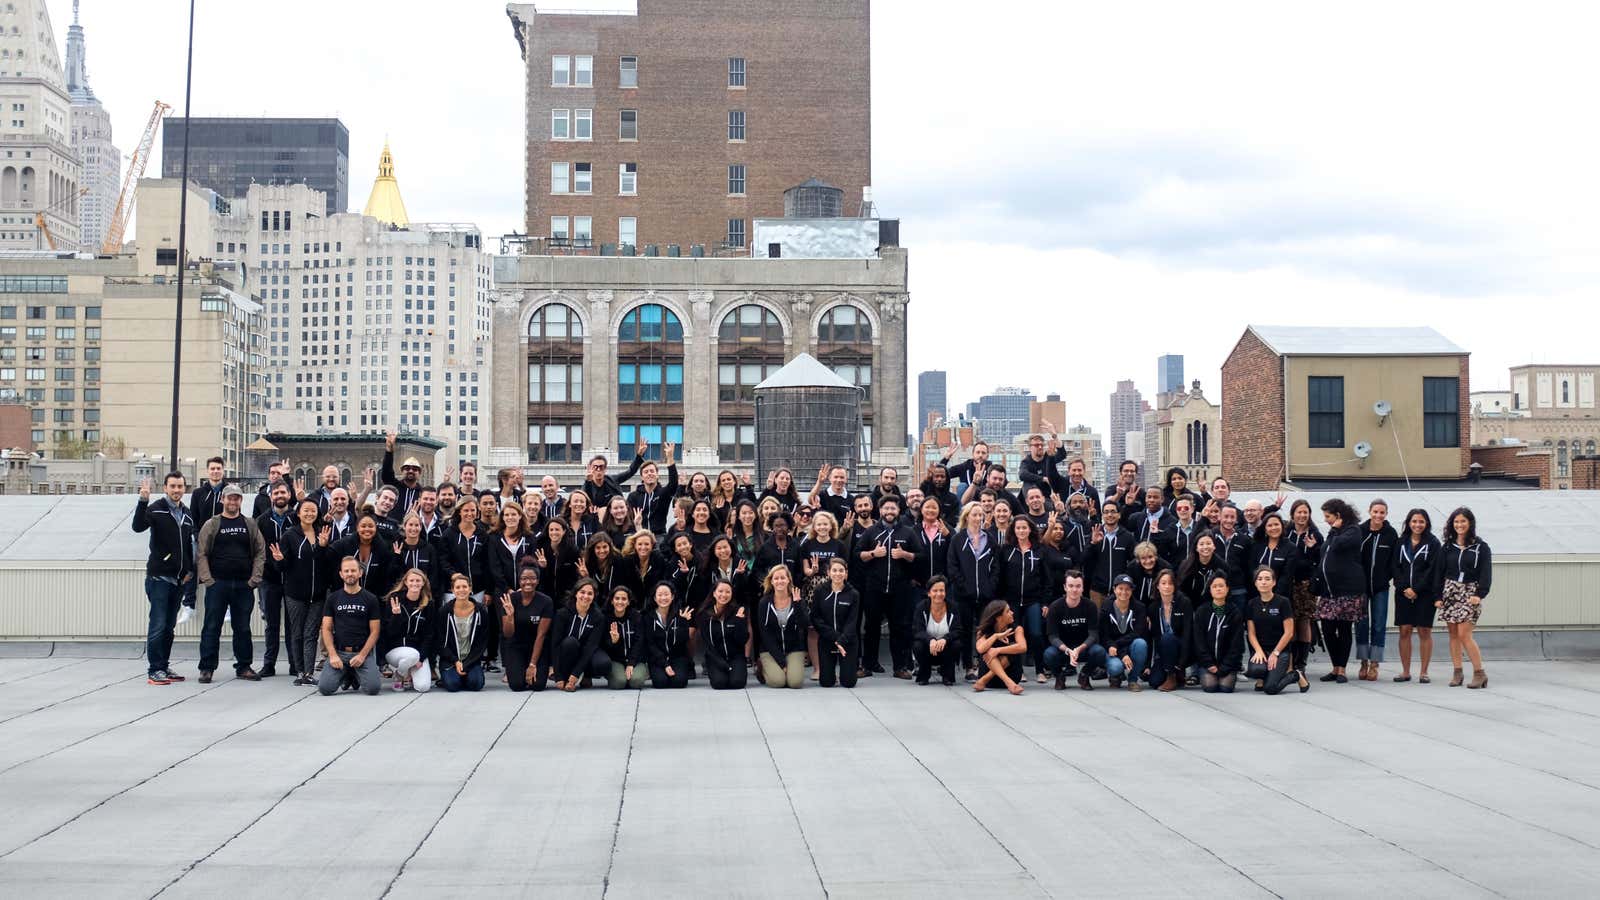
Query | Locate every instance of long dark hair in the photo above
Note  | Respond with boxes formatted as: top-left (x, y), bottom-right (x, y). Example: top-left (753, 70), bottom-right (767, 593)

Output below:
top-left (583, 531), bottom-right (616, 575)
top-left (701, 534), bottom-right (736, 577)
top-left (1403, 508), bottom-right (1433, 542)
top-left (1176, 531), bottom-right (1218, 586)
top-left (976, 599), bottom-right (1011, 637)
top-left (1320, 498), bottom-right (1358, 527)
top-left (1442, 506), bottom-right (1478, 546)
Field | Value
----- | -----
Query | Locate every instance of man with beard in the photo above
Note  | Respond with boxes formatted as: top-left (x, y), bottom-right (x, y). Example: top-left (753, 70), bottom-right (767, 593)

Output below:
top-left (252, 460), bottom-right (297, 519)
top-left (318, 556), bottom-right (383, 696)
top-left (855, 495), bottom-right (921, 679)
top-left (370, 486), bottom-right (403, 543)
top-left (1018, 429), bottom-right (1068, 500)
top-left (1109, 460), bottom-right (1145, 523)
top-left (255, 481), bottom-right (295, 676)
top-left (868, 466), bottom-right (902, 507)
top-left (196, 485), bottom-right (267, 683)
top-left (415, 486), bottom-right (446, 543)
top-left (1084, 501), bottom-right (1135, 608)
top-left (940, 439), bottom-right (991, 494)
top-left (919, 462), bottom-right (960, 528)
top-left (1127, 486), bottom-right (1176, 548)
top-left (962, 464), bottom-right (1020, 515)
top-left (1062, 458), bottom-right (1100, 512)
top-left (435, 482), bottom-right (460, 523)
top-left (381, 430), bottom-right (425, 512)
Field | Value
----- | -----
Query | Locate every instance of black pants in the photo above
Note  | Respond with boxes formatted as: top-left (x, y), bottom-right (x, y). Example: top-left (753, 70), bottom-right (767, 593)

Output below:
top-left (554, 637), bottom-right (609, 683)
top-left (650, 657), bottom-right (690, 689)
top-left (503, 641), bottom-right (547, 692)
top-left (706, 656), bottom-right (748, 689)
top-left (1263, 653), bottom-right (1295, 695)
top-left (957, 599), bottom-right (978, 670)
top-left (862, 590), bottom-right (888, 670)
top-left (1322, 620), bottom-right (1354, 668)
top-left (485, 606), bottom-right (500, 663)
top-left (914, 640), bottom-right (958, 683)
top-left (257, 581), bottom-right (284, 670)
top-left (818, 640), bottom-right (859, 688)
top-left (888, 587), bottom-right (914, 672)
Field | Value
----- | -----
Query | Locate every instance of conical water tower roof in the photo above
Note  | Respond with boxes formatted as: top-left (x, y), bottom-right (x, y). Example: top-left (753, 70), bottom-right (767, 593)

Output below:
top-left (754, 353), bottom-right (857, 391)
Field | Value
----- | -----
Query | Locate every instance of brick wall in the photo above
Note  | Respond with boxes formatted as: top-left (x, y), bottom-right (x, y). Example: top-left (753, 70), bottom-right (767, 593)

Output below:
top-left (1572, 455), bottom-right (1600, 490)
top-left (1470, 445), bottom-right (1551, 489)
top-left (1457, 354), bottom-right (1472, 476)
top-left (1220, 329), bottom-right (1284, 490)
top-left (0, 404), bottom-right (32, 453)
top-left (515, 0), bottom-right (872, 251)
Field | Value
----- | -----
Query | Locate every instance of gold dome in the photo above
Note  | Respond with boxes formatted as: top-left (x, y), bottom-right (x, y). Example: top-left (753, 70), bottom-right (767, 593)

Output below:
top-left (363, 142), bottom-right (410, 227)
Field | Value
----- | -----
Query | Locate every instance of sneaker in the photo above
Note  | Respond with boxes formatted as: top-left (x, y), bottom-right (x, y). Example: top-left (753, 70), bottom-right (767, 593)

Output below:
top-left (964, 668), bottom-right (978, 683)
top-left (1128, 681), bottom-right (1144, 693)
top-left (1319, 671), bottom-right (1340, 682)
top-left (197, 671), bottom-right (214, 684)
top-left (392, 681), bottom-right (407, 692)
top-left (162, 669), bottom-right (188, 682)
top-left (485, 661), bottom-right (502, 673)
top-left (237, 668), bottom-right (261, 681)
top-left (147, 673), bottom-right (172, 685)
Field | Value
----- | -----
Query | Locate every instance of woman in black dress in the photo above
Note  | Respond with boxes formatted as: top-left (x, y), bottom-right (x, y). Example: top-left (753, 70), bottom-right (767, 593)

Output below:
top-left (1392, 508), bottom-right (1441, 683)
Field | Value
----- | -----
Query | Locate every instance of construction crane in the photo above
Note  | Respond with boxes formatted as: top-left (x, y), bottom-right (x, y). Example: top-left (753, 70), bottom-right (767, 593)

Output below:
top-left (33, 187), bottom-right (88, 251)
top-left (100, 100), bottom-right (171, 255)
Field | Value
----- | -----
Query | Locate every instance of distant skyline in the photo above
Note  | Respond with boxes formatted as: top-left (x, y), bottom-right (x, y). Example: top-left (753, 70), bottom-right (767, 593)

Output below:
top-left (53, 0), bottom-right (1600, 439)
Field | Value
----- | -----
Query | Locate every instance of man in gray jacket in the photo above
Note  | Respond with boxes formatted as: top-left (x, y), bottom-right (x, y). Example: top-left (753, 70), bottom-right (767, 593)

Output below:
top-left (196, 484), bottom-right (267, 683)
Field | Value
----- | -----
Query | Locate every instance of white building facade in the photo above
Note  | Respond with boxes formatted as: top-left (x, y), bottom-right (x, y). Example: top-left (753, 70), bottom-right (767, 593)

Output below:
top-left (0, 0), bottom-right (81, 251)
top-left (64, 1), bottom-right (117, 253)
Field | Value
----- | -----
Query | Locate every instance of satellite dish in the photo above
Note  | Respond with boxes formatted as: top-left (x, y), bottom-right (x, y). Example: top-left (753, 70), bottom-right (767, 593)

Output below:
top-left (1354, 441), bottom-right (1372, 459)
top-left (1374, 400), bottom-right (1392, 419)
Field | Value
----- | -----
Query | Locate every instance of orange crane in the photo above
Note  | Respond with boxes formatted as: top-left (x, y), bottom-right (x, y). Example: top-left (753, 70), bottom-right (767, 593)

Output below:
top-left (33, 187), bottom-right (88, 250)
top-left (100, 100), bottom-right (171, 255)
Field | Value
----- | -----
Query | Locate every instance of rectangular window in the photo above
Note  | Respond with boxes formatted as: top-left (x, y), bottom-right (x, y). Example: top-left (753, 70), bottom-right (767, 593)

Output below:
top-left (728, 164), bottom-right (746, 195)
top-left (726, 218), bottom-right (745, 248)
top-left (619, 162), bottom-right (637, 195)
top-left (728, 57), bottom-right (746, 87)
top-left (0, 307), bottom-right (13, 319)
top-left (53, 387), bottom-right (73, 402)
top-left (527, 423), bottom-right (582, 463)
top-left (54, 367), bottom-right (73, 381)
top-left (1307, 376), bottom-right (1345, 449)
top-left (574, 163), bottom-right (592, 194)
top-left (574, 216), bottom-right (593, 246)
top-left (719, 423), bottom-right (756, 461)
top-left (728, 110), bottom-right (745, 141)
top-left (619, 109), bottom-right (637, 140)
top-left (552, 55), bottom-right (571, 86)
top-left (550, 108), bottom-right (570, 140)
top-left (1423, 377), bottom-right (1460, 448)
top-left (618, 424), bottom-right (683, 461)
top-left (550, 216), bottom-right (570, 241)
top-left (574, 109), bottom-right (592, 140)
top-left (55, 305), bottom-right (74, 319)
top-left (619, 55), bottom-right (638, 88)
top-left (26, 326), bottom-right (44, 339)
top-left (85, 327), bottom-right (99, 340)
top-left (618, 217), bottom-right (637, 248)
top-left (550, 162), bottom-right (569, 194)
top-left (55, 327), bottom-right (74, 340)
top-left (574, 55), bottom-right (592, 86)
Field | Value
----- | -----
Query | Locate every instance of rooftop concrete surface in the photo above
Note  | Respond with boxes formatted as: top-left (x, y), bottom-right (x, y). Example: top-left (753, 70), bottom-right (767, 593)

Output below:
top-left (1, 652), bottom-right (1598, 898)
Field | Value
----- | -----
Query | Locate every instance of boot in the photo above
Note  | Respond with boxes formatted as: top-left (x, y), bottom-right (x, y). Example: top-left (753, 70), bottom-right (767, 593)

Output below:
top-left (1054, 671), bottom-right (1066, 691)
top-left (1078, 673), bottom-right (1093, 691)
top-left (1468, 669), bottom-right (1488, 689)
top-left (1449, 668), bottom-right (1464, 687)
top-left (1158, 673), bottom-right (1178, 692)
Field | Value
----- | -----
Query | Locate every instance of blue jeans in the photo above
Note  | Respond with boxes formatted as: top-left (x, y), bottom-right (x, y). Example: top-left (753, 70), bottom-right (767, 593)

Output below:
top-left (1043, 642), bottom-right (1106, 676)
top-left (199, 579), bottom-right (255, 674)
top-left (1146, 631), bottom-right (1183, 687)
top-left (1357, 588), bottom-right (1390, 663)
top-left (144, 576), bottom-right (183, 677)
top-left (1023, 602), bottom-right (1047, 672)
top-left (1105, 637), bottom-right (1149, 681)
top-left (441, 662), bottom-right (485, 692)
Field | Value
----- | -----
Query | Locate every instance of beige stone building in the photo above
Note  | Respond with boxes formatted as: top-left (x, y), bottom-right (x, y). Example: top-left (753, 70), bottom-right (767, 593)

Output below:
top-left (1144, 380), bottom-right (1220, 486)
top-left (0, 0), bottom-right (81, 251)
top-left (1473, 364), bottom-right (1600, 489)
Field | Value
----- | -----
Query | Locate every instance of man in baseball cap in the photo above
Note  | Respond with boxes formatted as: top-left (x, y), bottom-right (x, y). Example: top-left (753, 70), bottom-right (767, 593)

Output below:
top-left (195, 484), bottom-right (267, 683)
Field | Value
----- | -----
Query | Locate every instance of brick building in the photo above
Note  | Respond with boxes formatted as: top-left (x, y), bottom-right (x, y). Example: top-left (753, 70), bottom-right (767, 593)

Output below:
top-left (1144, 379), bottom-right (1220, 487)
top-left (505, 0), bottom-right (872, 253)
top-left (1471, 363), bottom-right (1600, 489)
top-left (1221, 326), bottom-right (1470, 490)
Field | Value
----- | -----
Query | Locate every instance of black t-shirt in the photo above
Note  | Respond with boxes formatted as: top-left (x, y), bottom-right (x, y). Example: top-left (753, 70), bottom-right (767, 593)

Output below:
top-left (328, 588), bottom-right (380, 651)
top-left (507, 590), bottom-right (555, 648)
top-left (210, 514), bottom-right (254, 581)
top-left (1047, 597), bottom-right (1095, 649)
top-left (798, 538), bottom-right (847, 577)
top-left (1248, 594), bottom-right (1293, 649)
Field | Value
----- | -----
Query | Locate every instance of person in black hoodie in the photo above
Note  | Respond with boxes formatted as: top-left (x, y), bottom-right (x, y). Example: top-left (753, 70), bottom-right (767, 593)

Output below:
top-left (1439, 507), bottom-right (1492, 689)
top-left (1392, 508), bottom-right (1441, 683)
top-left (1144, 569), bottom-right (1192, 691)
top-left (381, 568), bottom-right (437, 692)
top-left (1083, 500), bottom-right (1135, 607)
top-left (1284, 499), bottom-right (1323, 680)
top-left (919, 463), bottom-right (961, 528)
top-left (535, 519), bottom-right (583, 604)
top-left (1177, 533), bottom-right (1226, 610)
top-left (1043, 570), bottom-right (1100, 691)
top-left (645, 582), bottom-right (694, 688)
top-left (331, 513), bottom-right (397, 597)
top-left (553, 578), bottom-right (609, 691)
top-left (438, 573), bottom-right (488, 692)
top-left (1159, 496), bottom-right (1205, 568)
top-left (618, 531), bottom-right (671, 611)
top-left (392, 513), bottom-right (444, 598)
top-left (254, 481), bottom-right (295, 677)
top-left (499, 565), bottom-right (554, 692)
top-left (580, 441), bottom-right (647, 509)
top-left (601, 586), bottom-right (646, 689)
top-left (812, 558), bottom-right (861, 688)
top-left (757, 565), bottom-right (809, 689)
top-left (273, 499), bottom-right (331, 685)
top-left (700, 581), bottom-right (749, 689)
top-left (1355, 499), bottom-right (1399, 682)
top-left (627, 445), bottom-right (679, 536)
top-left (854, 495), bottom-right (920, 678)
top-left (132, 472), bottom-right (197, 685)
top-left (317, 556), bottom-right (384, 696)
top-left (379, 430), bottom-right (426, 512)
top-left (1125, 541), bottom-right (1173, 609)
top-left (945, 502), bottom-right (998, 682)
top-left (1099, 575), bottom-right (1149, 691)
top-left (1126, 487), bottom-right (1176, 550)
top-left (441, 501), bottom-right (490, 604)
top-left (910, 575), bottom-right (959, 685)
top-left (998, 516), bottom-right (1060, 682)
top-left (1193, 574), bottom-right (1244, 693)
top-left (1018, 431), bottom-right (1068, 500)
top-left (1314, 498), bottom-right (1367, 684)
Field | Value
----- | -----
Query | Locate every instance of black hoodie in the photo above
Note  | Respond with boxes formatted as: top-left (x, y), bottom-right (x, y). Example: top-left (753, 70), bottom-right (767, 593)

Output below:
top-left (1098, 600), bottom-right (1149, 656)
top-left (699, 604), bottom-right (749, 673)
top-left (602, 609), bottom-right (644, 666)
top-left (758, 596), bottom-right (810, 657)
top-left (627, 465), bottom-right (679, 534)
top-left (1192, 601), bottom-right (1244, 674)
top-left (276, 529), bottom-right (326, 601)
top-left (1318, 524), bottom-right (1366, 597)
top-left (911, 597), bottom-right (960, 650)
top-left (132, 495), bottom-right (196, 581)
top-left (1359, 520), bottom-right (1400, 595)
top-left (438, 602), bottom-right (488, 670)
top-left (381, 593), bottom-right (438, 658)
top-left (441, 525), bottom-right (491, 594)
top-left (1439, 540), bottom-right (1492, 597)
top-left (1393, 533), bottom-right (1443, 601)
top-left (1143, 596), bottom-right (1194, 667)
top-left (645, 607), bottom-right (692, 667)
top-left (812, 583), bottom-right (861, 649)
top-left (945, 529), bottom-right (1000, 606)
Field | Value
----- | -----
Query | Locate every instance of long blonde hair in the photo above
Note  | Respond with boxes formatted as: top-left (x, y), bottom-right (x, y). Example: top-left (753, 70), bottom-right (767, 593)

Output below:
top-left (387, 567), bottom-right (434, 610)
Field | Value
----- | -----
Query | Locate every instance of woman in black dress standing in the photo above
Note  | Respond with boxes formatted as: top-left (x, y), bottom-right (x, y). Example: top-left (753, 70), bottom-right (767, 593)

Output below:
top-left (1315, 498), bottom-right (1366, 684)
top-left (1392, 508), bottom-right (1441, 683)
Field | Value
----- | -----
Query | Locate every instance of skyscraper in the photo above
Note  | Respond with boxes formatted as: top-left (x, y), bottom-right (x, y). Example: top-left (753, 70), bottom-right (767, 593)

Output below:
top-left (0, 0), bottom-right (82, 251)
top-left (917, 370), bottom-right (947, 431)
top-left (65, 1), bottom-right (120, 253)
top-left (161, 117), bottom-right (350, 215)
top-left (974, 387), bottom-right (1034, 447)
top-left (1107, 379), bottom-right (1143, 483)
top-left (1157, 354), bottom-right (1185, 395)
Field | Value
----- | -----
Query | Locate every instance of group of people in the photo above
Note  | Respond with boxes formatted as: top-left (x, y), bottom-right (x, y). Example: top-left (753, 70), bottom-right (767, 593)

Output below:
top-left (131, 429), bottom-right (1495, 697)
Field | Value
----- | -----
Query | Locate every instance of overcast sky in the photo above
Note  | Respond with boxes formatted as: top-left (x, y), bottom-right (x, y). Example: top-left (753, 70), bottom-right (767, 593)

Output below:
top-left (58, 0), bottom-right (1600, 440)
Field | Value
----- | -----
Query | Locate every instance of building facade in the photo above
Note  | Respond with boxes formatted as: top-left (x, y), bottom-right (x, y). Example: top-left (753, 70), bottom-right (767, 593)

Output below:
top-left (1472, 364), bottom-right (1600, 489)
top-left (489, 240), bottom-right (909, 479)
top-left (505, 0), bottom-right (871, 252)
top-left (0, 0), bottom-right (81, 251)
top-left (1144, 379), bottom-right (1220, 487)
top-left (1107, 378), bottom-right (1142, 483)
top-left (973, 387), bottom-right (1032, 448)
top-left (1156, 354), bottom-right (1184, 395)
top-left (1222, 325), bottom-right (1470, 490)
top-left (1029, 393), bottom-right (1065, 438)
top-left (64, 1), bottom-right (118, 253)
top-left (916, 369), bottom-right (945, 434)
top-left (161, 117), bottom-right (349, 216)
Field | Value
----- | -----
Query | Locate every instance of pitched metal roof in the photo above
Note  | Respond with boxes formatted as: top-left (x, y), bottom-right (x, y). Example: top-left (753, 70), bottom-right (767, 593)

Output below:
top-left (754, 353), bottom-right (859, 391)
top-left (1248, 325), bottom-right (1466, 357)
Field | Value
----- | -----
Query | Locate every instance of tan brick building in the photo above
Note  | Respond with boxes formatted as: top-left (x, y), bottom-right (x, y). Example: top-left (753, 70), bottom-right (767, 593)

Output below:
top-left (505, 0), bottom-right (871, 253)
top-left (1472, 363), bottom-right (1600, 489)
top-left (1221, 326), bottom-right (1470, 490)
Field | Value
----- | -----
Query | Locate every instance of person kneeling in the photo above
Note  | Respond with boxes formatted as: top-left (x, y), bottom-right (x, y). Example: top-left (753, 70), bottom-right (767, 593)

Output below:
top-left (439, 573), bottom-right (488, 692)
top-left (646, 582), bottom-right (693, 688)
top-left (1245, 566), bottom-right (1303, 695)
top-left (1193, 574), bottom-right (1244, 693)
top-left (318, 556), bottom-right (382, 696)
top-left (758, 565), bottom-right (809, 689)
top-left (382, 568), bottom-right (437, 692)
top-left (974, 600), bottom-right (1026, 695)
top-left (1100, 575), bottom-right (1149, 692)
top-left (813, 558), bottom-right (862, 688)
top-left (1043, 570), bottom-right (1100, 691)
top-left (912, 576), bottom-right (960, 685)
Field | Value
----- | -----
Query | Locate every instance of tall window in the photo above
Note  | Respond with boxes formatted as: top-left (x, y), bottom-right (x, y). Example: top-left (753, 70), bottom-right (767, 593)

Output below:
top-left (528, 424), bottom-right (582, 463)
top-left (528, 362), bottom-right (582, 402)
top-left (618, 424), bottom-right (682, 461)
top-left (728, 57), bottom-right (746, 87)
top-left (726, 218), bottom-right (745, 249)
top-left (619, 163), bottom-right (637, 195)
top-left (550, 216), bottom-right (569, 241)
top-left (617, 363), bottom-right (682, 403)
top-left (1307, 376), bottom-right (1344, 448)
top-left (550, 162), bottom-right (570, 194)
top-left (728, 164), bottom-right (746, 196)
top-left (574, 55), bottom-right (593, 86)
top-left (619, 110), bottom-right (637, 140)
top-left (817, 305), bottom-right (872, 343)
top-left (574, 217), bottom-right (593, 246)
top-left (728, 110), bottom-right (745, 141)
top-left (574, 163), bottom-right (592, 194)
top-left (619, 56), bottom-right (638, 88)
top-left (816, 304), bottom-right (875, 460)
top-left (618, 304), bottom-right (684, 449)
top-left (1423, 377), bottom-right (1459, 448)
top-left (527, 303), bottom-right (584, 464)
top-left (618, 217), bottom-right (637, 248)
top-left (574, 109), bottom-right (592, 140)
top-left (552, 55), bottom-right (571, 86)
top-left (551, 109), bottom-right (570, 140)
top-left (719, 424), bottom-right (755, 462)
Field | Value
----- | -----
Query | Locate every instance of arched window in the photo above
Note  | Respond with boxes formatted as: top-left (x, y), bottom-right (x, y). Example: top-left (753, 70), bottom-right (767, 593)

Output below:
top-left (527, 303), bottom-right (585, 463)
top-left (815, 304), bottom-right (874, 459)
top-left (618, 303), bottom-right (682, 342)
top-left (1562, 380), bottom-right (1571, 404)
top-left (817, 305), bottom-right (871, 343)
top-left (1587, 440), bottom-right (1596, 457)
top-left (1201, 423), bottom-right (1210, 465)
top-left (616, 303), bottom-right (684, 459)
top-left (716, 304), bottom-right (785, 462)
